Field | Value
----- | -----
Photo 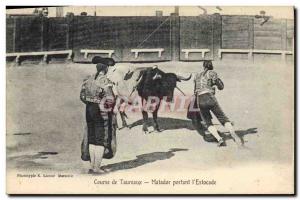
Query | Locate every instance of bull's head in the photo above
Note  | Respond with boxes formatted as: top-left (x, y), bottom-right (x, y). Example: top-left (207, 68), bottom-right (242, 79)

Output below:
top-left (160, 73), bottom-right (192, 102)
top-left (137, 67), bottom-right (191, 103)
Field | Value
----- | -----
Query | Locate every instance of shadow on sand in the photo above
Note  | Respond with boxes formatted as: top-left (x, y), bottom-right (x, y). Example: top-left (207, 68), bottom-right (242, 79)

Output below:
top-left (101, 148), bottom-right (188, 174)
top-left (129, 117), bottom-right (195, 130)
top-left (129, 117), bottom-right (258, 143)
top-left (7, 152), bottom-right (58, 169)
top-left (13, 132), bottom-right (32, 136)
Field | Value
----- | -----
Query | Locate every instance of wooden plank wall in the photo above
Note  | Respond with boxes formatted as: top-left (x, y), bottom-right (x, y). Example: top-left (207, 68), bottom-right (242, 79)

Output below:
top-left (221, 16), bottom-right (253, 49)
top-left (179, 16), bottom-right (214, 60)
top-left (71, 16), bottom-right (172, 62)
top-left (6, 15), bottom-right (294, 62)
top-left (47, 17), bottom-right (71, 51)
top-left (254, 18), bottom-right (283, 50)
top-left (14, 16), bottom-right (46, 52)
top-left (6, 18), bottom-right (15, 53)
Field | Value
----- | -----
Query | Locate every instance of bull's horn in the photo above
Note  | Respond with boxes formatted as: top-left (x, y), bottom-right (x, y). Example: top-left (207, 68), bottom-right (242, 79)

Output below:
top-left (177, 74), bottom-right (192, 81)
top-left (153, 72), bottom-right (162, 80)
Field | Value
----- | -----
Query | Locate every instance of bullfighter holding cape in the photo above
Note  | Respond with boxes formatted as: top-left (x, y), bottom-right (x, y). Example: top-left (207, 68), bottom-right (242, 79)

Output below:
top-left (80, 57), bottom-right (117, 174)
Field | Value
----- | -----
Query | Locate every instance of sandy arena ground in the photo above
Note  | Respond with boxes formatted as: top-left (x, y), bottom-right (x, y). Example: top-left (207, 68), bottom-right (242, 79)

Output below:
top-left (6, 60), bottom-right (294, 194)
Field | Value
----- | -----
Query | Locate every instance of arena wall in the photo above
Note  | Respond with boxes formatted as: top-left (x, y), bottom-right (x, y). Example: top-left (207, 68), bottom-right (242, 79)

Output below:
top-left (71, 16), bottom-right (172, 62)
top-left (6, 14), bottom-right (294, 63)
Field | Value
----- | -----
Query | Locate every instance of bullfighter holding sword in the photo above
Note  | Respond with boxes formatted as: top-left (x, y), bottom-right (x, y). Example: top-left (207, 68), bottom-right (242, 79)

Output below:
top-left (193, 60), bottom-right (243, 147)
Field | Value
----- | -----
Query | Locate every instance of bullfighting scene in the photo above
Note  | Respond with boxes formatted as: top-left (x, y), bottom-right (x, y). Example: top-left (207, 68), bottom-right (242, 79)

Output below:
top-left (6, 6), bottom-right (294, 194)
top-left (6, 59), bottom-right (293, 177)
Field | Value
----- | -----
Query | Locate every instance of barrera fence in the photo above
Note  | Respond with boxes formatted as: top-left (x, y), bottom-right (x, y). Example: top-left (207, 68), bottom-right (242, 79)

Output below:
top-left (6, 14), bottom-right (294, 64)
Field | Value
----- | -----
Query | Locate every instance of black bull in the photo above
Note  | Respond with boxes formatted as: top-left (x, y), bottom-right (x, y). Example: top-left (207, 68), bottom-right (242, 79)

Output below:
top-left (119, 67), bottom-right (191, 133)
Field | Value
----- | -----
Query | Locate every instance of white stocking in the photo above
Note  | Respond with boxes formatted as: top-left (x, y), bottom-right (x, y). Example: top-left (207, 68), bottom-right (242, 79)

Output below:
top-left (94, 145), bottom-right (105, 172)
top-left (208, 126), bottom-right (222, 141)
top-left (89, 144), bottom-right (95, 170)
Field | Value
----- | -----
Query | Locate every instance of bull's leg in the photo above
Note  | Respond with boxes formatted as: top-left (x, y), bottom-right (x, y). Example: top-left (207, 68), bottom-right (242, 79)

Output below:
top-left (116, 99), bottom-right (129, 129)
top-left (152, 101), bottom-right (161, 132)
top-left (142, 110), bottom-right (149, 133)
top-left (153, 111), bottom-right (160, 132)
top-left (119, 111), bottom-right (128, 128)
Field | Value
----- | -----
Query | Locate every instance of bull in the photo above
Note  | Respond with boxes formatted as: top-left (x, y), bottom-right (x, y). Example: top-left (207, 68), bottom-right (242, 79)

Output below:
top-left (92, 57), bottom-right (191, 133)
top-left (113, 66), bottom-right (191, 133)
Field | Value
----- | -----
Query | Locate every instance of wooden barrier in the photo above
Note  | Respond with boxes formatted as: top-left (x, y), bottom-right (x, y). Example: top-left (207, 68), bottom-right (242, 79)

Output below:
top-left (253, 49), bottom-right (293, 60)
top-left (131, 48), bottom-right (164, 59)
top-left (218, 49), bottom-right (253, 59)
top-left (218, 49), bottom-right (293, 60)
top-left (181, 49), bottom-right (210, 59)
top-left (80, 49), bottom-right (115, 59)
top-left (6, 50), bottom-right (72, 64)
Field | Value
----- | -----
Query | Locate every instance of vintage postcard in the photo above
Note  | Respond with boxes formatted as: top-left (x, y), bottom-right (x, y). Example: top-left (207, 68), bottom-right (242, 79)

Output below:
top-left (6, 6), bottom-right (295, 194)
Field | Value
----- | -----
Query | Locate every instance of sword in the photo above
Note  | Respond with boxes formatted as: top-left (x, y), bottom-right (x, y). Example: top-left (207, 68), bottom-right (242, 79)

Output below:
top-left (176, 86), bottom-right (186, 96)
